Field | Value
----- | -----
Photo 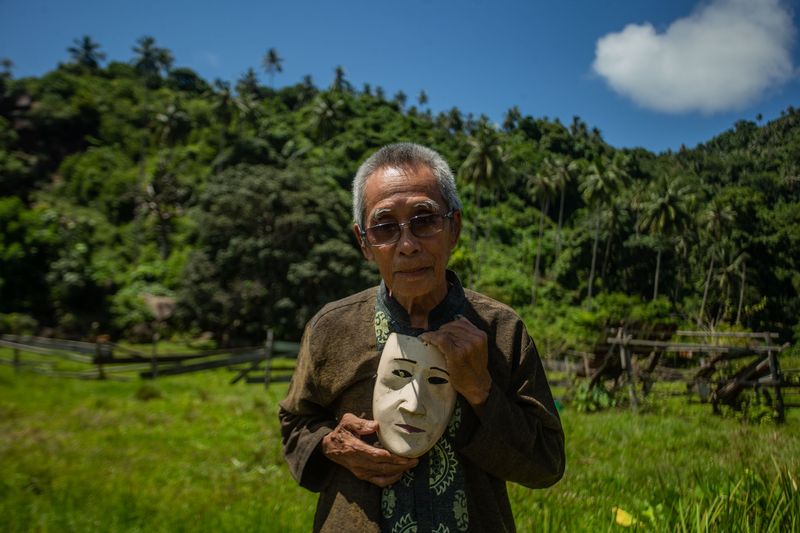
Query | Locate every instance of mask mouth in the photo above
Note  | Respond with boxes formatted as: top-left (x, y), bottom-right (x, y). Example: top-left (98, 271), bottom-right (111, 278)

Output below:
top-left (395, 423), bottom-right (425, 434)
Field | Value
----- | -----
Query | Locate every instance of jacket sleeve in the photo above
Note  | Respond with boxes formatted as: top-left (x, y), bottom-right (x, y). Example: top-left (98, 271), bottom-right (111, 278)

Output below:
top-left (457, 327), bottom-right (566, 489)
top-left (278, 324), bottom-right (337, 492)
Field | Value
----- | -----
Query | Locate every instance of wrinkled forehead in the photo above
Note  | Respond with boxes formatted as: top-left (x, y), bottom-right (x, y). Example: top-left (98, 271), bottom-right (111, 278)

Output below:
top-left (378, 333), bottom-right (448, 372)
top-left (364, 165), bottom-right (445, 215)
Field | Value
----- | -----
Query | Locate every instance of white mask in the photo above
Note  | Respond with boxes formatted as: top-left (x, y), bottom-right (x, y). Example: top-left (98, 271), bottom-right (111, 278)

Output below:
top-left (373, 332), bottom-right (457, 458)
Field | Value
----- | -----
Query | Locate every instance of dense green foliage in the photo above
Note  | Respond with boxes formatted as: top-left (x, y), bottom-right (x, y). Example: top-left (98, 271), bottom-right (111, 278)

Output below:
top-left (1, 362), bottom-right (798, 532)
top-left (1, 38), bottom-right (799, 346)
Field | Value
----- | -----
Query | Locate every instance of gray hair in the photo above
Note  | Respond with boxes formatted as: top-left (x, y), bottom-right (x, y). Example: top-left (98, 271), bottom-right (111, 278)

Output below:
top-left (351, 142), bottom-right (462, 228)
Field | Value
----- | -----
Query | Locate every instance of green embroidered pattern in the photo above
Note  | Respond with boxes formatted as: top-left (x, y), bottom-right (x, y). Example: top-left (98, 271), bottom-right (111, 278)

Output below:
top-left (453, 490), bottom-right (468, 531)
top-left (433, 524), bottom-right (451, 533)
top-left (374, 310), bottom-right (390, 346)
top-left (382, 487), bottom-right (396, 519)
top-left (392, 513), bottom-right (417, 533)
top-left (400, 468), bottom-right (415, 487)
top-left (429, 439), bottom-right (457, 496)
top-left (446, 402), bottom-right (461, 438)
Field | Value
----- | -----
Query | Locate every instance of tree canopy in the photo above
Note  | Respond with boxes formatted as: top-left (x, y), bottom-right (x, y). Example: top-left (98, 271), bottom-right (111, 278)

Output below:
top-left (2, 37), bottom-right (799, 349)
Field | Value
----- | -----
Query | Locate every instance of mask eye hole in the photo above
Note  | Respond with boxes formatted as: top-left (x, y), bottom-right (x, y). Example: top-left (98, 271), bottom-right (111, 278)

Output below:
top-left (392, 368), bottom-right (412, 378)
top-left (428, 376), bottom-right (448, 385)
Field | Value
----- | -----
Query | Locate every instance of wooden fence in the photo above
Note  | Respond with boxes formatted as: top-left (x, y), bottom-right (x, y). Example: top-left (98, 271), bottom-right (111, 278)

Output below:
top-left (0, 332), bottom-right (300, 387)
top-left (545, 328), bottom-right (799, 422)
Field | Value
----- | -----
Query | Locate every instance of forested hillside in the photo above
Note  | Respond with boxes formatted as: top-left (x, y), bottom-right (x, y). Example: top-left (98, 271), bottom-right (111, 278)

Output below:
top-left (1, 37), bottom-right (799, 349)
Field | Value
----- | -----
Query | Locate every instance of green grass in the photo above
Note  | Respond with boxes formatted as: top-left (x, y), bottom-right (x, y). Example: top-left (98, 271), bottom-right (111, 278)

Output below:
top-left (1, 359), bottom-right (798, 532)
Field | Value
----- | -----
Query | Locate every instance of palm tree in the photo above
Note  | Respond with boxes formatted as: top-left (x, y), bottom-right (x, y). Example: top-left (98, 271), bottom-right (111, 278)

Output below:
top-left (637, 176), bottom-right (695, 300)
top-left (503, 106), bottom-right (521, 131)
top-left (236, 67), bottom-right (261, 97)
top-left (212, 79), bottom-right (233, 173)
top-left (735, 252), bottom-right (750, 325)
top-left (132, 36), bottom-right (173, 80)
top-left (309, 92), bottom-right (345, 141)
top-left (262, 48), bottom-right (283, 87)
top-left (0, 58), bottom-right (14, 79)
top-left (332, 65), bottom-right (350, 92)
top-left (155, 99), bottom-right (190, 148)
top-left (599, 198), bottom-right (630, 282)
top-left (417, 89), bottom-right (428, 107)
top-left (697, 197), bottom-right (735, 325)
top-left (544, 155), bottom-right (582, 256)
top-left (68, 36), bottom-right (105, 69)
top-left (579, 155), bottom-right (625, 301)
top-left (713, 244), bottom-right (745, 324)
top-left (458, 121), bottom-right (507, 284)
top-left (394, 90), bottom-right (407, 110)
top-left (446, 107), bottom-right (463, 132)
top-left (528, 170), bottom-right (556, 307)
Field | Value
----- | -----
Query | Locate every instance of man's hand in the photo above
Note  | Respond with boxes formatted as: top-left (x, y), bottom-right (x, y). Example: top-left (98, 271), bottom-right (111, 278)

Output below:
top-left (321, 413), bottom-right (418, 487)
top-left (420, 316), bottom-right (492, 411)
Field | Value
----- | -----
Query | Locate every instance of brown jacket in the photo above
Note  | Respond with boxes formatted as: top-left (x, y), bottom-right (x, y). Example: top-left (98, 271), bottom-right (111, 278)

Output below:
top-left (279, 286), bottom-right (565, 532)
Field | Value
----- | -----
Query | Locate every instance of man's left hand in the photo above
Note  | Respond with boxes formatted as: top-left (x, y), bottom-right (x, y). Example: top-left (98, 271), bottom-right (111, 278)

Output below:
top-left (420, 316), bottom-right (492, 411)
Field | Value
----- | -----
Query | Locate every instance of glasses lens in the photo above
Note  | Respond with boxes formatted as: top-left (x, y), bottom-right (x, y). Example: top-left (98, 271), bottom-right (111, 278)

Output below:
top-left (410, 214), bottom-right (443, 237)
top-left (366, 223), bottom-right (399, 245)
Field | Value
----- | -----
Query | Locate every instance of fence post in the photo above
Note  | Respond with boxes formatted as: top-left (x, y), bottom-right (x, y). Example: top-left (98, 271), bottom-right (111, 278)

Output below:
top-left (95, 340), bottom-right (106, 380)
top-left (767, 348), bottom-right (785, 423)
top-left (263, 329), bottom-right (274, 388)
top-left (618, 330), bottom-right (639, 410)
top-left (150, 331), bottom-right (160, 379)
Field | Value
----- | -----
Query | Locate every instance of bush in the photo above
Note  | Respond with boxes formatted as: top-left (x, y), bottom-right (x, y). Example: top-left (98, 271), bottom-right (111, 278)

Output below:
top-left (0, 313), bottom-right (39, 335)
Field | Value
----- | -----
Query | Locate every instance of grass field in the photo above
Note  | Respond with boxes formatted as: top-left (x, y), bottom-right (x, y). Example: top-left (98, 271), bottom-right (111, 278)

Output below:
top-left (1, 350), bottom-right (799, 532)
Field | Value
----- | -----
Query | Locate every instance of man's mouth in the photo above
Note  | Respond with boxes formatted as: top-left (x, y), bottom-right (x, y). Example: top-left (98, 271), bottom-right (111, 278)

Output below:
top-left (396, 267), bottom-right (430, 275)
top-left (395, 423), bottom-right (425, 433)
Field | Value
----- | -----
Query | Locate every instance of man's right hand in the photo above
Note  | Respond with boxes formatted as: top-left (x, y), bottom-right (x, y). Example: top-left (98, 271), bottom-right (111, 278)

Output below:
top-left (321, 413), bottom-right (418, 487)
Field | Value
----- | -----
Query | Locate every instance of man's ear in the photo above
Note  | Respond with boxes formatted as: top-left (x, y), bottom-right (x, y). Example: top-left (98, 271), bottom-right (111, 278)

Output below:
top-left (353, 223), bottom-right (373, 261)
top-left (449, 210), bottom-right (462, 250)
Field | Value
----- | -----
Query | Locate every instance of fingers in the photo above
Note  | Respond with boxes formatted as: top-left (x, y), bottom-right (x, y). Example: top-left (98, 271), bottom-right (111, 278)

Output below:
top-left (321, 413), bottom-right (418, 487)
top-left (339, 412), bottom-right (378, 436)
top-left (421, 317), bottom-right (486, 347)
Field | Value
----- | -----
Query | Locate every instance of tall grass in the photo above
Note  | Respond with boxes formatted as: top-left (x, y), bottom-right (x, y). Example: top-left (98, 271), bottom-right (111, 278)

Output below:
top-left (1, 359), bottom-right (798, 532)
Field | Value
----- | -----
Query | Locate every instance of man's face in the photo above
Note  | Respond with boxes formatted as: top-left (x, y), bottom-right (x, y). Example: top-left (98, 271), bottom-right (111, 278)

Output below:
top-left (373, 333), bottom-right (457, 457)
top-left (354, 165), bottom-right (461, 303)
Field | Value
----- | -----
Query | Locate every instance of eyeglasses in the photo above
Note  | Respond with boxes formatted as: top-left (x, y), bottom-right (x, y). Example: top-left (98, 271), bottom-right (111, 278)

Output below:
top-left (360, 210), bottom-right (456, 246)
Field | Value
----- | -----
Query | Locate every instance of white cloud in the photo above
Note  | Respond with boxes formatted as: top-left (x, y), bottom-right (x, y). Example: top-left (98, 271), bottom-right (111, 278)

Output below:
top-left (592, 0), bottom-right (797, 113)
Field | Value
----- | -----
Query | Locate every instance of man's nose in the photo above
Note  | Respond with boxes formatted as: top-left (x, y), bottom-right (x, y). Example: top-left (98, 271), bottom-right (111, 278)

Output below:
top-left (396, 224), bottom-right (421, 255)
top-left (398, 380), bottom-right (426, 415)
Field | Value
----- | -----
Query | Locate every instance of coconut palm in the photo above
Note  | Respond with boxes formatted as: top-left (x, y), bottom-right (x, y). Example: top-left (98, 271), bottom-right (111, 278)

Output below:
top-left (528, 170), bottom-right (556, 306)
top-left (503, 106), bottom-right (521, 131)
top-left (458, 121), bottom-right (508, 284)
top-left (417, 90), bottom-right (428, 107)
top-left (132, 36), bottom-right (173, 79)
top-left (262, 48), bottom-right (283, 87)
top-left (637, 175), bottom-right (695, 300)
top-left (309, 92), bottom-right (345, 141)
top-left (212, 79), bottom-right (233, 173)
top-left (544, 155), bottom-right (582, 256)
top-left (67, 35), bottom-right (105, 70)
top-left (393, 90), bottom-right (407, 110)
top-left (236, 67), bottom-right (261, 97)
top-left (713, 244), bottom-right (746, 324)
top-left (697, 197), bottom-right (735, 324)
top-left (579, 155), bottom-right (625, 301)
top-left (332, 66), bottom-right (350, 92)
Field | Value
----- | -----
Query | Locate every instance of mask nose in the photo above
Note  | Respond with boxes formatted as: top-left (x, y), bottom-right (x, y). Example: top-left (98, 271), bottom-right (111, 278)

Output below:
top-left (398, 379), bottom-right (426, 415)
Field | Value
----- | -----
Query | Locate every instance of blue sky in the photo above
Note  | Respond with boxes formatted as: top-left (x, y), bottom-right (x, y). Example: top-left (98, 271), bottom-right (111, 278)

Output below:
top-left (1, 0), bottom-right (798, 153)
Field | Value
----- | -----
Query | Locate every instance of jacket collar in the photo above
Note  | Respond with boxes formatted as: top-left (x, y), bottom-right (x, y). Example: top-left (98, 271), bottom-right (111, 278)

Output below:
top-left (377, 270), bottom-right (466, 335)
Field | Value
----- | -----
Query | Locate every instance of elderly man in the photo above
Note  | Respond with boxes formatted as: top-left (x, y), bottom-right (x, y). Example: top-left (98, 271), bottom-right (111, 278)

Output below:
top-left (280, 143), bottom-right (565, 532)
